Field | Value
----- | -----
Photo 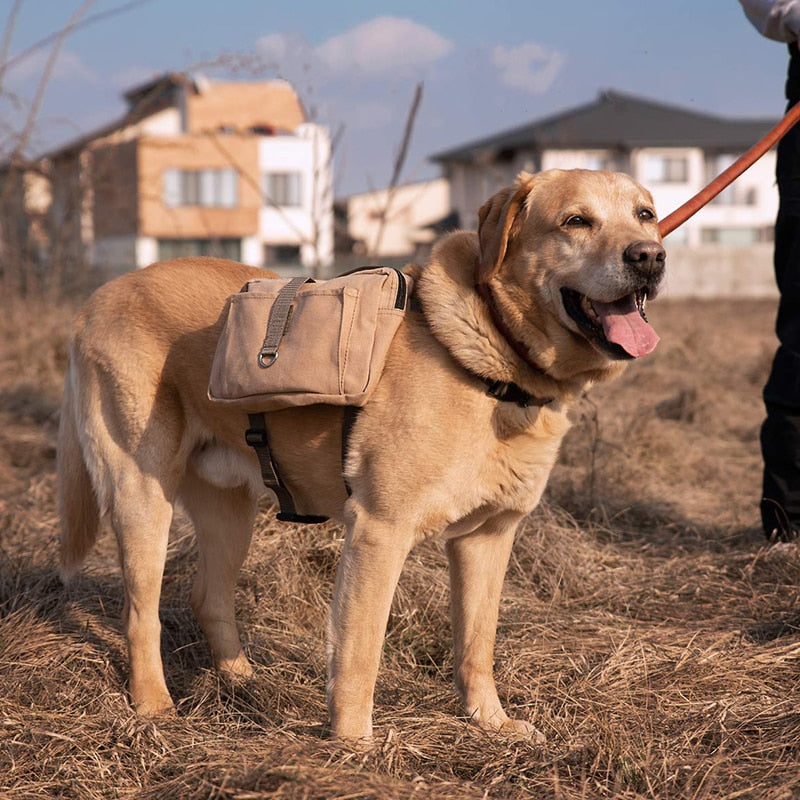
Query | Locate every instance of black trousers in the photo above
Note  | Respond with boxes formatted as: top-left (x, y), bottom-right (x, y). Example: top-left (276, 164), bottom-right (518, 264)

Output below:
top-left (760, 42), bottom-right (800, 539)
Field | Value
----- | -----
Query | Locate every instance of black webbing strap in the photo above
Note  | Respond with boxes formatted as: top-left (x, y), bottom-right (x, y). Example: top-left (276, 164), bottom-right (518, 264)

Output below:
top-left (245, 412), bottom-right (329, 524)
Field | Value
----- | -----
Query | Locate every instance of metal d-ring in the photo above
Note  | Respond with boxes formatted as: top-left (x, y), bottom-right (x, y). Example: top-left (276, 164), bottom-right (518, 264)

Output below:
top-left (258, 351), bottom-right (278, 368)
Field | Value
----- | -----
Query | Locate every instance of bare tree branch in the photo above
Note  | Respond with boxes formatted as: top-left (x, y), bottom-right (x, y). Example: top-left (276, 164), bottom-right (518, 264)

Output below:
top-left (12, 0), bottom-right (95, 164)
top-left (0, 0), bottom-right (153, 74)
top-left (0, 0), bottom-right (25, 100)
top-left (370, 82), bottom-right (423, 258)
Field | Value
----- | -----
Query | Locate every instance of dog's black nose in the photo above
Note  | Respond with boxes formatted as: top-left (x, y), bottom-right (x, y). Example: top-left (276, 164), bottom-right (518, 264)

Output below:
top-left (623, 240), bottom-right (666, 279)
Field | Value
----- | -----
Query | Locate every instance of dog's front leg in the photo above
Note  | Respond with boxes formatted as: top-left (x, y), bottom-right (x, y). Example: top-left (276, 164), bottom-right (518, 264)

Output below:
top-left (446, 514), bottom-right (543, 739)
top-left (326, 507), bottom-right (412, 740)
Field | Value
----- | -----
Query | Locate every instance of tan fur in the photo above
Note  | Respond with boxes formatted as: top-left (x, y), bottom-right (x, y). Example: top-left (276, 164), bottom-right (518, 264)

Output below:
top-left (57, 169), bottom-right (663, 740)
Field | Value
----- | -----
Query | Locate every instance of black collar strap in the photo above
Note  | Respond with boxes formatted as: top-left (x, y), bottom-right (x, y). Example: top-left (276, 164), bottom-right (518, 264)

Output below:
top-left (482, 377), bottom-right (553, 408)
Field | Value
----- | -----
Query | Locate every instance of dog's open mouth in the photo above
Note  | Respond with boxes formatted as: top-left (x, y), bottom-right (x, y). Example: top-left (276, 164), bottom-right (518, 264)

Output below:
top-left (561, 287), bottom-right (659, 359)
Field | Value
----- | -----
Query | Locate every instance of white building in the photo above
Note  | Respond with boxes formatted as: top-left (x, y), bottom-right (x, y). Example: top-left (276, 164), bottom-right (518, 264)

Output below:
top-left (344, 178), bottom-right (452, 261)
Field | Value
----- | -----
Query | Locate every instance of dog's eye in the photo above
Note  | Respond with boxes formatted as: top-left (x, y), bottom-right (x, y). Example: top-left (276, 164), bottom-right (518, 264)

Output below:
top-left (564, 215), bottom-right (590, 227)
top-left (638, 208), bottom-right (656, 222)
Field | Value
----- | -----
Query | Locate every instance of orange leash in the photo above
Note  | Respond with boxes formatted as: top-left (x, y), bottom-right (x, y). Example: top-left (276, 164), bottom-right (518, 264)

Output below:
top-left (658, 102), bottom-right (800, 237)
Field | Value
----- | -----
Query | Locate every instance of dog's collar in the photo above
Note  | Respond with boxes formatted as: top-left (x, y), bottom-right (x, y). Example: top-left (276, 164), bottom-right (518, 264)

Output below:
top-left (481, 376), bottom-right (552, 408)
top-left (409, 291), bottom-right (553, 408)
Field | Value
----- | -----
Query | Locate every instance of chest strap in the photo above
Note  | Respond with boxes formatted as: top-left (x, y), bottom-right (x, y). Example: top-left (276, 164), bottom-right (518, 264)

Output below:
top-left (246, 408), bottom-right (361, 523)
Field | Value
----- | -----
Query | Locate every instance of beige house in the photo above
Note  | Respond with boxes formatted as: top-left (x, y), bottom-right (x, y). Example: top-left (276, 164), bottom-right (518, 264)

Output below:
top-left (14, 72), bottom-right (334, 279)
top-left (344, 178), bottom-right (452, 261)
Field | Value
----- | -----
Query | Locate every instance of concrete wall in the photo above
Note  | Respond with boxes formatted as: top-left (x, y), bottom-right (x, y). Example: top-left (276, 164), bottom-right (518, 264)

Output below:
top-left (660, 243), bottom-right (777, 298)
top-left (91, 235), bottom-right (138, 273)
top-left (91, 140), bottom-right (139, 238)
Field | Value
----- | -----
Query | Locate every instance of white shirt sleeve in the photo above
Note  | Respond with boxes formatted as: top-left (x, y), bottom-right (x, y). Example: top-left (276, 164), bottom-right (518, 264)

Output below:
top-left (740, 0), bottom-right (800, 41)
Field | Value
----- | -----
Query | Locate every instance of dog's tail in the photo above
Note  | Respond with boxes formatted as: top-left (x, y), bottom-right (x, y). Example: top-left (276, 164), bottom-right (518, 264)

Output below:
top-left (57, 357), bottom-right (101, 582)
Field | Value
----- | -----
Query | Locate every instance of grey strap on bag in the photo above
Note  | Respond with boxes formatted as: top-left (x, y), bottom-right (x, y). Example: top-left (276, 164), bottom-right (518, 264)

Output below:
top-left (257, 276), bottom-right (312, 368)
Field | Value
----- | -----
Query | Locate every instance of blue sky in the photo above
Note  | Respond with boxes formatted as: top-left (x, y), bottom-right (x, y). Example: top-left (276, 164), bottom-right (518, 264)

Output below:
top-left (1, 0), bottom-right (790, 197)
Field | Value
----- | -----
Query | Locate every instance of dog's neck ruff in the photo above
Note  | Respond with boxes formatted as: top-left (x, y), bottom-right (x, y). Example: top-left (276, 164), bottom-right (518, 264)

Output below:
top-left (474, 280), bottom-right (552, 380)
top-left (412, 256), bottom-right (556, 408)
top-left (409, 292), bottom-right (547, 407)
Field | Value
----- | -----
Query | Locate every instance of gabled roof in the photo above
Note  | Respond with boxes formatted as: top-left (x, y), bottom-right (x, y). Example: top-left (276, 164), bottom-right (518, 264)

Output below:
top-left (431, 90), bottom-right (778, 163)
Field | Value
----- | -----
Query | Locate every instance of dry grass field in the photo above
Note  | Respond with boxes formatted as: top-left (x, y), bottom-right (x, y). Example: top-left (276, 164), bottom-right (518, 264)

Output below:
top-left (1, 289), bottom-right (799, 799)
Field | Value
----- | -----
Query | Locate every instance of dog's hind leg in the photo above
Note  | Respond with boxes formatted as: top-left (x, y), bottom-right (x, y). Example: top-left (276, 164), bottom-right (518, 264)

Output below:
top-left (91, 391), bottom-right (188, 716)
top-left (112, 464), bottom-right (177, 716)
top-left (180, 471), bottom-right (256, 680)
top-left (446, 513), bottom-right (543, 739)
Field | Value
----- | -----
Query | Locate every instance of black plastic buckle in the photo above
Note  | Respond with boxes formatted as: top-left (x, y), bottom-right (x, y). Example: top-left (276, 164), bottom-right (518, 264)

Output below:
top-left (484, 379), bottom-right (552, 409)
top-left (245, 427), bottom-right (268, 447)
top-left (486, 380), bottom-right (509, 401)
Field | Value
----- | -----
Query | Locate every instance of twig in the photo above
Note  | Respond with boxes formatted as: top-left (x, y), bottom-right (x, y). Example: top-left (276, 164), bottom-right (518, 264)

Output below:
top-left (0, 0), bottom-right (25, 100)
top-left (0, 0), bottom-right (154, 75)
top-left (13, 0), bottom-right (95, 163)
top-left (370, 82), bottom-right (423, 257)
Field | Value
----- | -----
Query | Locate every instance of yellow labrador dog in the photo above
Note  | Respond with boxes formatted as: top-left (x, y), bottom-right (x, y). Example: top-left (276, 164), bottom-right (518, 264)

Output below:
top-left (57, 169), bottom-right (665, 739)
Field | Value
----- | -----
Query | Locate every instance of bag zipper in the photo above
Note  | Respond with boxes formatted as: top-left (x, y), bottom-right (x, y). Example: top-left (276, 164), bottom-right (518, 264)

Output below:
top-left (392, 269), bottom-right (408, 310)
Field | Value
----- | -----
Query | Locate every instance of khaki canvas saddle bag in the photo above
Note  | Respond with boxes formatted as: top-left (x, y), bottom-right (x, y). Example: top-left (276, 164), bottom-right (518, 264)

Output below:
top-left (208, 267), bottom-right (411, 410)
top-left (207, 266), bottom-right (413, 524)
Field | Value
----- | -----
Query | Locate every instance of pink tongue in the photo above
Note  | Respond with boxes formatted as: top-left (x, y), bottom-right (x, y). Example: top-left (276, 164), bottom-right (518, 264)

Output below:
top-left (591, 296), bottom-right (659, 358)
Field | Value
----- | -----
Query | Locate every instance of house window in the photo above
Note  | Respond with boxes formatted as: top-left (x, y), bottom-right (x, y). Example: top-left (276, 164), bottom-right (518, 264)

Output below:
top-left (584, 152), bottom-right (625, 172)
top-left (157, 238), bottom-right (241, 261)
top-left (707, 155), bottom-right (758, 206)
top-left (264, 244), bottom-right (301, 266)
top-left (263, 171), bottom-right (303, 207)
top-left (641, 155), bottom-right (688, 184)
top-left (700, 227), bottom-right (763, 246)
top-left (163, 169), bottom-right (238, 208)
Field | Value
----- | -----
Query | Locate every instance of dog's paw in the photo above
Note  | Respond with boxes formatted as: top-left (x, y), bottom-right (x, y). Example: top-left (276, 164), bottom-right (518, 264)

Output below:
top-left (326, 728), bottom-right (376, 750)
top-left (468, 709), bottom-right (546, 742)
top-left (131, 693), bottom-right (176, 717)
top-left (497, 717), bottom-right (546, 743)
top-left (217, 654), bottom-right (255, 680)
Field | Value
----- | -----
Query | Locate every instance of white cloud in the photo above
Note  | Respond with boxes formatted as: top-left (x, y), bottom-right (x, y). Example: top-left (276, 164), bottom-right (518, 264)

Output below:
top-left (255, 18), bottom-right (453, 89)
top-left (315, 16), bottom-right (453, 76)
top-left (492, 42), bottom-right (565, 93)
top-left (5, 48), bottom-right (98, 86)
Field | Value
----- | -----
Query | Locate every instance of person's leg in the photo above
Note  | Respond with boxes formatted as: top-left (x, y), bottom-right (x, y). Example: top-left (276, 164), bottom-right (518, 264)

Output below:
top-left (761, 43), bottom-right (800, 540)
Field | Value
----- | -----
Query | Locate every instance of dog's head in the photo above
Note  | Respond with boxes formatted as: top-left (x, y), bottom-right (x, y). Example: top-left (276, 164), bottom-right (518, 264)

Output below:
top-left (476, 169), bottom-right (665, 363)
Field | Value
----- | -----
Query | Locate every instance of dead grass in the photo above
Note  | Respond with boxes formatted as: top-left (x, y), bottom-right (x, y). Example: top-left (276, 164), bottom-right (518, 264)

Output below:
top-left (2, 293), bottom-right (800, 799)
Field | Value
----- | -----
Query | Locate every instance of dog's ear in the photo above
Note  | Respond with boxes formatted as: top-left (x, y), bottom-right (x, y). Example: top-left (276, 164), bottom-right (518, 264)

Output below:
top-left (476, 175), bottom-right (534, 284)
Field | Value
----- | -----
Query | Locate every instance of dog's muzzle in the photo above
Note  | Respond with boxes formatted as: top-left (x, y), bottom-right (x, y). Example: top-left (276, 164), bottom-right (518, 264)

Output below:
top-left (562, 239), bottom-right (665, 360)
